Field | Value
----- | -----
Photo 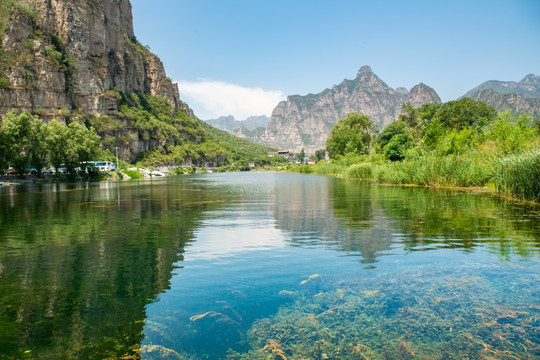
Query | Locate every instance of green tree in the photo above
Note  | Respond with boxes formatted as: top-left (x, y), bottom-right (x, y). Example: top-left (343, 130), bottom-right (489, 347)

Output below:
top-left (64, 121), bottom-right (100, 174)
top-left (437, 98), bottom-right (497, 130)
top-left (376, 121), bottom-right (408, 150)
top-left (325, 112), bottom-right (378, 159)
top-left (27, 118), bottom-right (48, 176)
top-left (314, 149), bottom-right (326, 162)
top-left (298, 148), bottom-right (306, 163)
top-left (46, 119), bottom-right (68, 172)
top-left (383, 133), bottom-right (414, 161)
top-left (2, 111), bottom-right (33, 174)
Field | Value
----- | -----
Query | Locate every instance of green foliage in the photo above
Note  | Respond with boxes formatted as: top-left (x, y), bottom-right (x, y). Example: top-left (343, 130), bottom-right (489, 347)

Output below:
top-left (48, 34), bottom-right (76, 91)
top-left (343, 163), bottom-right (373, 179)
top-left (437, 97), bottom-right (497, 130)
top-left (318, 98), bottom-right (540, 201)
top-left (493, 150), bottom-right (540, 202)
top-left (383, 133), bottom-right (414, 161)
top-left (485, 111), bottom-right (538, 154)
top-left (122, 169), bottom-right (143, 179)
top-left (0, 112), bottom-right (100, 177)
top-left (314, 149), bottom-right (326, 161)
top-left (376, 121), bottom-right (408, 150)
top-left (326, 112), bottom-right (377, 159)
top-left (298, 148), bottom-right (306, 163)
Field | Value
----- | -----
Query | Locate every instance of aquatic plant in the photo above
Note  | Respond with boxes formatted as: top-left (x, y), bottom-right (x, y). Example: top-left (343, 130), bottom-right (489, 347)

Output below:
top-left (227, 264), bottom-right (539, 360)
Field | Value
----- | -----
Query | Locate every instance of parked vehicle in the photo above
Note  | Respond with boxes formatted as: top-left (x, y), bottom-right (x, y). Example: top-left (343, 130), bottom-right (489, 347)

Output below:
top-left (25, 167), bottom-right (38, 175)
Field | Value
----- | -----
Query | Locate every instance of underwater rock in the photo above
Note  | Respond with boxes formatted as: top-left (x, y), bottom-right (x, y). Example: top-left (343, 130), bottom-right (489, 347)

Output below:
top-left (279, 290), bottom-right (298, 297)
top-left (140, 345), bottom-right (182, 360)
top-left (300, 274), bottom-right (321, 285)
top-left (189, 311), bottom-right (238, 325)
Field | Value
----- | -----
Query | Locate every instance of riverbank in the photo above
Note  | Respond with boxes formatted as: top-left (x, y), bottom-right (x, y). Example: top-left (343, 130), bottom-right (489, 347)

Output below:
top-left (288, 149), bottom-right (540, 204)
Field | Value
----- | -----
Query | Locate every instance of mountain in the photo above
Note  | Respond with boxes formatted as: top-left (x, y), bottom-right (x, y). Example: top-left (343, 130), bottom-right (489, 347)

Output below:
top-left (463, 74), bottom-right (540, 99)
top-left (0, 0), bottom-right (272, 165)
top-left (258, 66), bottom-right (441, 153)
top-left (463, 74), bottom-right (540, 120)
top-left (0, 0), bottom-right (186, 116)
top-left (205, 115), bottom-right (270, 132)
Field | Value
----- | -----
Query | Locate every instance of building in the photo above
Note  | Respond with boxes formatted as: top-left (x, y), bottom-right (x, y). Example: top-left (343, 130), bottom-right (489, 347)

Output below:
top-left (268, 151), bottom-right (295, 161)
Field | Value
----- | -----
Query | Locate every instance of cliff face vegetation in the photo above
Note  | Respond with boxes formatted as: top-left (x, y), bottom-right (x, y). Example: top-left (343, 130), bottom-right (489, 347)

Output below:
top-left (0, 0), bottom-right (252, 164)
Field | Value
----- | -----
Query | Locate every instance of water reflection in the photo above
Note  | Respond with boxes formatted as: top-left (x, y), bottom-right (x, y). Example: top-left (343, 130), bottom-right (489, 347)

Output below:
top-left (0, 180), bottom-right (214, 359)
top-left (0, 174), bottom-right (538, 360)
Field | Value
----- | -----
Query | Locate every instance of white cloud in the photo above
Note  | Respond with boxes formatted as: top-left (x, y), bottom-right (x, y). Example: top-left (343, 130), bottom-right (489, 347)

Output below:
top-left (177, 80), bottom-right (285, 120)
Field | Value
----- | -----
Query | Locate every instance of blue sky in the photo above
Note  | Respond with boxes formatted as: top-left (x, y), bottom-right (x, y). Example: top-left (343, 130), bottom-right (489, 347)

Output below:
top-left (131, 0), bottom-right (540, 120)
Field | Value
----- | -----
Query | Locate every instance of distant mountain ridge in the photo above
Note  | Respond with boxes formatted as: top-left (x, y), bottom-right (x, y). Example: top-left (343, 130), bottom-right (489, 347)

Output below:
top-left (463, 74), bottom-right (540, 99)
top-left (258, 66), bottom-right (441, 153)
top-left (205, 115), bottom-right (270, 132)
top-left (463, 74), bottom-right (540, 120)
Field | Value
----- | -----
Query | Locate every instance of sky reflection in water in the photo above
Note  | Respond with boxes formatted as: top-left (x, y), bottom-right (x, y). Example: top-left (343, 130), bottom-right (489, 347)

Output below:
top-left (0, 173), bottom-right (538, 359)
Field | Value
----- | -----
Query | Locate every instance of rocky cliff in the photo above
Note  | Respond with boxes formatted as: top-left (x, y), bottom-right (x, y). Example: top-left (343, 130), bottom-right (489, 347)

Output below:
top-left (0, 0), bottom-right (194, 160)
top-left (259, 66), bottom-right (441, 153)
top-left (463, 74), bottom-right (540, 120)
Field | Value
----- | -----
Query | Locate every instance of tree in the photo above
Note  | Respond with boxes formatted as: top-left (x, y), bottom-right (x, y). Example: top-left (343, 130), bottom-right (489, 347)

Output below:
top-left (298, 148), bottom-right (306, 163)
top-left (314, 149), bottom-right (326, 162)
top-left (383, 133), bottom-right (414, 161)
top-left (375, 121), bottom-right (408, 151)
top-left (325, 112), bottom-right (378, 159)
top-left (2, 111), bottom-right (34, 175)
top-left (437, 98), bottom-right (497, 130)
top-left (64, 121), bottom-right (101, 174)
top-left (28, 118), bottom-right (48, 176)
top-left (46, 119), bottom-right (68, 172)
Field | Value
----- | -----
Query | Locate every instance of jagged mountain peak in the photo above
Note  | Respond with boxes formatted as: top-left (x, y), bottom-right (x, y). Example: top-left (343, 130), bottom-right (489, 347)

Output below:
top-left (260, 66), bottom-right (441, 153)
top-left (519, 74), bottom-right (540, 86)
top-left (407, 83), bottom-right (441, 108)
top-left (356, 65), bottom-right (373, 77)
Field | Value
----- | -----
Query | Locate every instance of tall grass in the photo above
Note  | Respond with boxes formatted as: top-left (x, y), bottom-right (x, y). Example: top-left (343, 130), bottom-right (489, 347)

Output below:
top-left (343, 163), bottom-right (373, 179)
top-left (493, 150), bottom-right (540, 202)
top-left (373, 152), bottom-right (494, 187)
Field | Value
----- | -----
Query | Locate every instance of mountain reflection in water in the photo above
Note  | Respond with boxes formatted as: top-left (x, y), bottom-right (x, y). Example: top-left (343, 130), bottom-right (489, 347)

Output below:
top-left (0, 173), bottom-right (538, 359)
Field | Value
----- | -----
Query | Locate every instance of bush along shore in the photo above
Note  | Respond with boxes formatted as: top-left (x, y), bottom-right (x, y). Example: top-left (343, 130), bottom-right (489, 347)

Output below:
top-left (290, 99), bottom-right (540, 203)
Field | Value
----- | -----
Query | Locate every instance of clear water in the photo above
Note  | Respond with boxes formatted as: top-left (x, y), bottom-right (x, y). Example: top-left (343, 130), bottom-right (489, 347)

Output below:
top-left (0, 172), bottom-right (538, 359)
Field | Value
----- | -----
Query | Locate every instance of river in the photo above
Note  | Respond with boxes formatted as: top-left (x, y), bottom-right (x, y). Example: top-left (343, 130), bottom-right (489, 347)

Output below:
top-left (0, 172), bottom-right (538, 359)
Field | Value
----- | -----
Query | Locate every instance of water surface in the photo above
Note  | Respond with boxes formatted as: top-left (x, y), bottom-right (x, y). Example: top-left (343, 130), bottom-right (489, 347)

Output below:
top-left (0, 173), bottom-right (538, 359)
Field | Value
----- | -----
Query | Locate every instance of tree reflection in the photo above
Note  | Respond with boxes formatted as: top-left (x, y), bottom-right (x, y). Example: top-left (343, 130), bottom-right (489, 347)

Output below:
top-left (0, 180), bottom-right (213, 359)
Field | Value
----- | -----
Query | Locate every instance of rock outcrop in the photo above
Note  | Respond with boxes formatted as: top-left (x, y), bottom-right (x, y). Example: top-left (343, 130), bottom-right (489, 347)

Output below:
top-left (466, 88), bottom-right (540, 120)
top-left (0, 0), bottom-right (194, 160)
top-left (462, 74), bottom-right (540, 120)
top-left (0, 0), bottom-right (187, 116)
top-left (259, 66), bottom-right (441, 153)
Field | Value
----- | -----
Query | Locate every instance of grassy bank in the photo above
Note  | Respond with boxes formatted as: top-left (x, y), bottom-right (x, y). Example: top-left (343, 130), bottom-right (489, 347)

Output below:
top-left (294, 100), bottom-right (540, 203)
top-left (290, 148), bottom-right (540, 203)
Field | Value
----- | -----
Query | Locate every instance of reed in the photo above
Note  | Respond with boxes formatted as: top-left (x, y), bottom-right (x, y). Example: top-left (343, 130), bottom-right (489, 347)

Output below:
top-left (373, 152), bottom-right (494, 188)
top-left (343, 163), bottom-right (373, 180)
top-left (493, 150), bottom-right (540, 202)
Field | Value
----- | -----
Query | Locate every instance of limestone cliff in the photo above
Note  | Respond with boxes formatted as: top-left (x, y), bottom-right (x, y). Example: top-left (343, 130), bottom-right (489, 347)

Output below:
top-left (0, 0), bottom-right (194, 160)
top-left (260, 66), bottom-right (441, 153)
